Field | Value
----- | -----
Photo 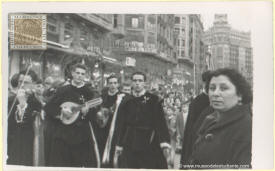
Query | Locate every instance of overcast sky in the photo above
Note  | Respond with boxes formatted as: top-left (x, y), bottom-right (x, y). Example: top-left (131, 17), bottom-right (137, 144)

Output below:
top-left (201, 13), bottom-right (252, 32)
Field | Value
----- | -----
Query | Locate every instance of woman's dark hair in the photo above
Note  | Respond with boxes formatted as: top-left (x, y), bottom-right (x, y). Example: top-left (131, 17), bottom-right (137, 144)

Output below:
top-left (202, 70), bottom-right (212, 82)
top-left (206, 68), bottom-right (252, 104)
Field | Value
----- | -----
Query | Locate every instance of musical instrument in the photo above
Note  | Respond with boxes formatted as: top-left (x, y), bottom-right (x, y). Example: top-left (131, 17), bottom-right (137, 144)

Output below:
top-left (60, 97), bottom-right (103, 125)
top-left (102, 93), bottom-right (125, 165)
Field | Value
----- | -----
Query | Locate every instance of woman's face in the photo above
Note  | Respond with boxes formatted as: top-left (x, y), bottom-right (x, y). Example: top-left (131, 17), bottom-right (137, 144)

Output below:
top-left (208, 75), bottom-right (242, 112)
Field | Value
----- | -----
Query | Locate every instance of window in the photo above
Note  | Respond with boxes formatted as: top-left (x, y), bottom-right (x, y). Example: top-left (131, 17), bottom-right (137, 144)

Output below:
top-left (217, 47), bottom-right (223, 56)
top-left (48, 25), bottom-right (57, 33)
top-left (175, 17), bottom-right (180, 24)
top-left (174, 38), bottom-right (177, 46)
top-left (181, 28), bottom-right (185, 35)
top-left (47, 15), bottom-right (58, 34)
top-left (80, 27), bottom-right (88, 42)
top-left (114, 14), bottom-right (118, 28)
top-left (174, 28), bottom-right (179, 35)
top-left (132, 18), bottom-right (138, 28)
top-left (182, 17), bottom-right (186, 25)
top-left (181, 50), bottom-right (185, 57)
top-left (64, 22), bottom-right (74, 41)
top-left (181, 39), bottom-right (185, 47)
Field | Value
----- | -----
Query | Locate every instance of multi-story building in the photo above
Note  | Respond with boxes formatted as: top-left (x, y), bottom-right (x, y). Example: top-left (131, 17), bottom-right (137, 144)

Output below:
top-left (9, 14), bottom-right (124, 84)
top-left (203, 14), bottom-right (253, 83)
top-left (111, 14), bottom-right (176, 88)
top-left (174, 14), bottom-right (206, 94)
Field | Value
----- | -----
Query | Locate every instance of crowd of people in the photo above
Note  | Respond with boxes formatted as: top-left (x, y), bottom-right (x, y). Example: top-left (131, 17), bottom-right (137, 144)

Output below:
top-left (7, 63), bottom-right (253, 169)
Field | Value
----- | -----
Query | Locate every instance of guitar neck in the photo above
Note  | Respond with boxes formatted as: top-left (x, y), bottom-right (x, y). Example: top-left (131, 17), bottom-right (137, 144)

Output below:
top-left (80, 98), bottom-right (103, 109)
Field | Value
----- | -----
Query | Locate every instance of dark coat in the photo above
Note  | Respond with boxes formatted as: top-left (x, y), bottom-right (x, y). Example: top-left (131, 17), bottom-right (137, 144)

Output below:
top-left (180, 93), bottom-right (210, 166)
top-left (116, 92), bottom-right (170, 169)
top-left (44, 84), bottom-right (98, 167)
top-left (7, 94), bottom-right (42, 166)
top-left (184, 104), bottom-right (252, 169)
top-left (91, 91), bottom-right (126, 168)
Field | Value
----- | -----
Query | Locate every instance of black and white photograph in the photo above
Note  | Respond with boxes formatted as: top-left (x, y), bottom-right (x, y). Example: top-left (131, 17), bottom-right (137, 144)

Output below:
top-left (2, 1), bottom-right (274, 170)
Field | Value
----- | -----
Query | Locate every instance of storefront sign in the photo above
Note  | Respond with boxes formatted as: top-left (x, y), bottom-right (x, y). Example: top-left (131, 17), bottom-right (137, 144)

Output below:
top-left (125, 57), bottom-right (136, 67)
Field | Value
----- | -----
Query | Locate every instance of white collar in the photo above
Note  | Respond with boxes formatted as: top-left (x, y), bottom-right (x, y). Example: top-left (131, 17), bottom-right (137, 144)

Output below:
top-left (71, 80), bottom-right (85, 88)
top-left (133, 89), bottom-right (146, 97)
top-left (108, 89), bottom-right (119, 96)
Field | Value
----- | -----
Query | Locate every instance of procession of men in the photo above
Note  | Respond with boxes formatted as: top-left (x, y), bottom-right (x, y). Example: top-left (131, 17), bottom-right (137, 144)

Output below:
top-left (7, 63), bottom-right (172, 168)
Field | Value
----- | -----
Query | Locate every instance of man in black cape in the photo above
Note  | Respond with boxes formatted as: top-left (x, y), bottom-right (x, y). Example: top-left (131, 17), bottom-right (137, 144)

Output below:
top-left (180, 70), bottom-right (212, 168)
top-left (91, 75), bottom-right (129, 168)
top-left (44, 63), bottom-right (99, 167)
top-left (115, 72), bottom-right (171, 169)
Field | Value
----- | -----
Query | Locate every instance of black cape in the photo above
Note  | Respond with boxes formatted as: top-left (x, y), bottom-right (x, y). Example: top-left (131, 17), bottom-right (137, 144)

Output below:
top-left (44, 84), bottom-right (98, 167)
top-left (116, 92), bottom-right (170, 169)
top-left (7, 94), bottom-right (42, 166)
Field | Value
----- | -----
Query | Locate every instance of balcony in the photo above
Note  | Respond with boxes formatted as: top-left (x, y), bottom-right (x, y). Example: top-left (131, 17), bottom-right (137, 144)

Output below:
top-left (177, 56), bottom-right (194, 66)
top-left (113, 41), bottom-right (157, 54)
top-left (112, 24), bottom-right (125, 39)
top-left (76, 14), bottom-right (113, 32)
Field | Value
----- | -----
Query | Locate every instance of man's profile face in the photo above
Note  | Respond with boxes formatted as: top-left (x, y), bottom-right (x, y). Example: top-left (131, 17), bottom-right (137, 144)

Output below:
top-left (108, 77), bottom-right (119, 93)
top-left (71, 67), bottom-right (86, 84)
top-left (132, 74), bottom-right (145, 93)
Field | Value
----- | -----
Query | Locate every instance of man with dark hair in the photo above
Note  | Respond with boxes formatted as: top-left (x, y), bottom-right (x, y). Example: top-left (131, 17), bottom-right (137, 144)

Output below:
top-left (44, 63), bottom-right (99, 167)
top-left (7, 69), bottom-right (42, 166)
top-left (121, 81), bottom-right (132, 95)
top-left (92, 74), bottom-right (126, 168)
top-left (180, 70), bottom-right (212, 168)
top-left (9, 73), bottom-right (20, 97)
top-left (102, 75), bottom-right (120, 109)
top-left (115, 72), bottom-right (170, 169)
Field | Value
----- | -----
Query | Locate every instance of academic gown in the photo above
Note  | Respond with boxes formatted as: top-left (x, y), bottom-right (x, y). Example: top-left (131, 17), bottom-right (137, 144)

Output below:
top-left (7, 94), bottom-right (42, 166)
top-left (116, 92), bottom-right (170, 169)
top-left (44, 84), bottom-right (98, 167)
top-left (92, 91), bottom-right (129, 168)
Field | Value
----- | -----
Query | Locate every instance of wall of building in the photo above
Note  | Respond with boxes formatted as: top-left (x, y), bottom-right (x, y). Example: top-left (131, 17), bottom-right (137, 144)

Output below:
top-left (9, 13), bottom-right (117, 83)
top-left (174, 14), bottom-right (205, 94)
top-left (111, 14), bottom-right (176, 87)
top-left (203, 14), bottom-right (253, 82)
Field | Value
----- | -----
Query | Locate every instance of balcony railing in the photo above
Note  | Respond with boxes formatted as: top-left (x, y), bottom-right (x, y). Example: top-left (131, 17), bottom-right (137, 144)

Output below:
top-left (112, 25), bottom-right (125, 38)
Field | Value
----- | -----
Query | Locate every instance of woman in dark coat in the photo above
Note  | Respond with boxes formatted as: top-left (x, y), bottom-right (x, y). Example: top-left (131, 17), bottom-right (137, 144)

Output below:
top-left (184, 68), bottom-right (252, 169)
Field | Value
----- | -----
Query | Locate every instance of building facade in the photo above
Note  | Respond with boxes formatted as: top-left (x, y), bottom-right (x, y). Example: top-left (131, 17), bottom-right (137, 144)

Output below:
top-left (9, 14), bottom-right (124, 88)
top-left (203, 14), bottom-right (253, 83)
top-left (111, 14), bottom-right (176, 88)
top-left (174, 14), bottom-right (206, 94)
